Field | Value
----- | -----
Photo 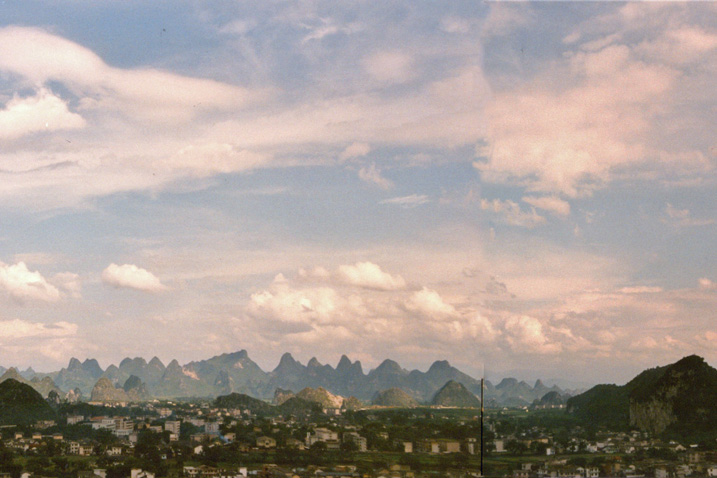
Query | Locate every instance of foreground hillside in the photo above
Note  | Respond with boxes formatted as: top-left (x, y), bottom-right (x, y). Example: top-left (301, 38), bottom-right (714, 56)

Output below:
top-left (567, 355), bottom-right (717, 440)
top-left (0, 379), bottom-right (55, 425)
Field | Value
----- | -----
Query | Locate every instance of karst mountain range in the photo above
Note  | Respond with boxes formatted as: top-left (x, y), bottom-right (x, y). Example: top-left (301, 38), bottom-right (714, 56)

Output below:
top-left (0, 350), bottom-right (574, 406)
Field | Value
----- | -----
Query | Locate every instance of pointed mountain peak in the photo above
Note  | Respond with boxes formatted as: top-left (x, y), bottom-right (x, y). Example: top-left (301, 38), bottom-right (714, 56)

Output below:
top-left (279, 352), bottom-right (298, 365)
top-left (1, 368), bottom-right (22, 381)
top-left (166, 359), bottom-right (181, 370)
top-left (431, 380), bottom-right (481, 407)
top-left (148, 356), bottom-right (165, 369)
top-left (428, 360), bottom-right (452, 373)
top-left (119, 357), bottom-right (133, 368)
top-left (337, 355), bottom-right (352, 370)
top-left (82, 359), bottom-right (103, 378)
top-left (307, 357), bottom-right (322, 368)
top-left (496, 377), bottom-right (518, 389)
top-left (68, 357), bottom-right (82, 371)
top-left (273, 353), bottom-right (305, 375)
top-left (375, 359), bottom-right (405, 374)
top-left (534, 379), bottom-right (546, 389)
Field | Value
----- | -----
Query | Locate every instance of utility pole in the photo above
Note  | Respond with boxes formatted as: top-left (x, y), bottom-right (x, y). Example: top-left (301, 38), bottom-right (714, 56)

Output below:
top-left (480, 376), bottom-right (484, 476)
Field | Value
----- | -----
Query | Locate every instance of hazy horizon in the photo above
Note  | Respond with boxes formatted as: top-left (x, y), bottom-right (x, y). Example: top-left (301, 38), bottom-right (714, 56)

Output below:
top-left (0, 2), bottom-right (714, 385)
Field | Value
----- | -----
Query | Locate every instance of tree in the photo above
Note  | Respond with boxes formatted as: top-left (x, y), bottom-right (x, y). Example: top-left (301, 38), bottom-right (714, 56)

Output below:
top-left (506, 439), bottom-right (528, 455)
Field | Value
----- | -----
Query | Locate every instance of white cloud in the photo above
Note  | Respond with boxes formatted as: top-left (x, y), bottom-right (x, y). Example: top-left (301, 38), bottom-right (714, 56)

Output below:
top-left (362, 51), bottom-right (414, 84)
top-left (380, 194), bottom-right (429, 208)
top-left (52, 272), bottom-right (82, 299)
top-left (337, 262), bottom-right (406, 291)
top-left (0, 319), bottom-right (77, 340)
top-left (0, 262), bottom-right (61, 303)
top-left (480, 198), bottom-right (546, 228)
top-left (699, 278), bottom-right (717, 290)
top-left (619, 286), bottom-right (663, 294)
top-left (358, 163), bottom-right (393, 189)
top-left (440, 17), bottom-right (472, 34)
top-left (522, 196), bottom-right (571, 217)
top-left (167, 143), bottom-right (269, 178)
top-left (405, 287), bottom-right (458, 318)
top-left (664, 203), bottom-right (715, 227)
top-left (476, 10), bottom-right (715, 197)
top-left (0, 88), bottom-right (85, 140)
top-left (340, 142), bottom-right (371, 160)
top-left (0, 27), bottom-right (257, 123)
top-left (247, 283), bottom-right (341, 329)
top-left (0, 319), bottom-right (86, 366)
top-left (504, 315), bottom-right (561, 354)
top-left (102, 263), bottom-right (167, 292)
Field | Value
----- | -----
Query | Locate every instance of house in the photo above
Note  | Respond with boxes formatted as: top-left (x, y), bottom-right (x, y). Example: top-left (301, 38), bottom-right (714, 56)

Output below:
top-left (306, 428), bottom-right (340, 449)
top-left (285, 438), bottom-right (305, 450)
top-left (343, 432), bottom-right (367, 452)
top-left (418, 439), bottom-right (461, 454)
top-left (205, 422), bottom-right (220, 435)
top-left (655, 468), bottom-right (670, 478)
top-left (107, 446), bottom-right (123, 456)
top-left (67, 415), bottom-right (84, 425)
top-left (131, 470), bottom-right (155, 478)
top-left (256, 436), bottom-right (276, 449)
top-left (165, 420), bottom-right (181, 435)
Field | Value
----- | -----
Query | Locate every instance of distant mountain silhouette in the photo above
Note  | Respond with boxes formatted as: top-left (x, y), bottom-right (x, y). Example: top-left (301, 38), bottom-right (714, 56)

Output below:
top-left (0, 350), bottom-right (574, 404)
top-left (431, 380), bottom-right (481, 408)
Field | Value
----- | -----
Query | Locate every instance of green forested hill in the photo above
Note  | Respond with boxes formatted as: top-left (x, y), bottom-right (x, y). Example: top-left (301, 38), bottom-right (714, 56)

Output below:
top-left (0, 379), bottom-right (56, 425)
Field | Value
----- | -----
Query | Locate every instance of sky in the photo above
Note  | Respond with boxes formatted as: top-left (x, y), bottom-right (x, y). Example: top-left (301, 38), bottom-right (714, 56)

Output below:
top-left (0, 1), bottom-right (715, 385)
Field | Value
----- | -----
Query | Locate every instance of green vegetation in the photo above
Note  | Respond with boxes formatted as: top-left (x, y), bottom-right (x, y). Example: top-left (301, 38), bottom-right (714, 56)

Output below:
top-left (0, 379), bottom-right (56, 425)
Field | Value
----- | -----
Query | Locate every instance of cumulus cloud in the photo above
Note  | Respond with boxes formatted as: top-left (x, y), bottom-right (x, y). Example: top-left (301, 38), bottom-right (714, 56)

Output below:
top-left (247, 282), bottom-right (341, 330)
top-left (0, 262), bottom-right (61, 303)
top-left (504, 315), bottom-right (561, 354)
top-left (337, 262), bottom-right (406, 291)
top-left (51, 272), bottom-right (82, 299)
top-left (405, 287), bottom-right (458, 318)
top-left (699, 278), bottom-right (717, 290)
top-left (102, 263), bottom-right (167, 292)
top-left (340, 142), bottom-right (371, 160)
top-left (480, 198), bottom-right (546, 228)
top-left (0, 88), bottom-right (85, 139)
top-left (358, 163), bottom-right (393, 189)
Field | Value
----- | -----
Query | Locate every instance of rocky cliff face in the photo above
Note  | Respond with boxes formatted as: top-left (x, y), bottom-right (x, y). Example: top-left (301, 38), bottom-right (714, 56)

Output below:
top-left (90, 377), bottom-right (129, 402)
top-left (570, 355), bottom-right (717, 437)
top-left (91, 375), bottom-right (151, 402)
top-left (629, 397), bottom-right (674, 434)
top-left (628, 355), bottom-right (717, 435)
